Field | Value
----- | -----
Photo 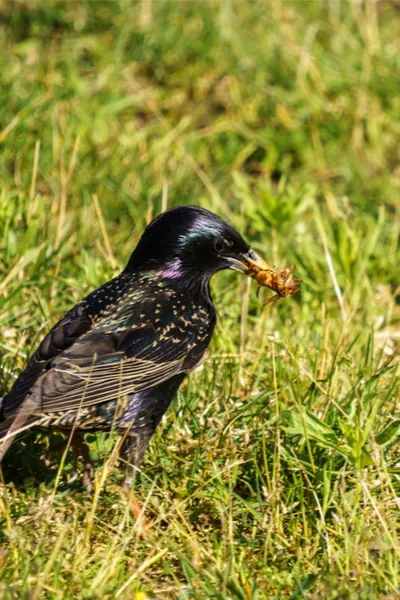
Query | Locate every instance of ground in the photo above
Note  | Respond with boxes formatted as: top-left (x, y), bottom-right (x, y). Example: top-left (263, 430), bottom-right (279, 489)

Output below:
top-left (0, 1), bottom-right (399, 598)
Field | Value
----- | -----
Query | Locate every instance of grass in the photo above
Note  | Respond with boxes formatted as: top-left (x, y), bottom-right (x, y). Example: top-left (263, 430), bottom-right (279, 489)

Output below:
top-left (0, 0), bottom-right (399, 598)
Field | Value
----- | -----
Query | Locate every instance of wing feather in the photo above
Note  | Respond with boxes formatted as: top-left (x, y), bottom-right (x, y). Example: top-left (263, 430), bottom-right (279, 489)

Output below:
top-left (33, 325), bottom-right (196, 415)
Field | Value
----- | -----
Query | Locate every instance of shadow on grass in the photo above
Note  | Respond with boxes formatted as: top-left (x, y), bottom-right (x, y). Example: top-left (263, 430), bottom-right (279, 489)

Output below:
top-left (1, 430), bottom-right (78, 489)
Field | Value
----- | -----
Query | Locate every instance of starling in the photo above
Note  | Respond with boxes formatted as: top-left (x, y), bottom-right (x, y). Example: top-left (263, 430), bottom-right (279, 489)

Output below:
top-left (0, 206), bottom-right (271, 487)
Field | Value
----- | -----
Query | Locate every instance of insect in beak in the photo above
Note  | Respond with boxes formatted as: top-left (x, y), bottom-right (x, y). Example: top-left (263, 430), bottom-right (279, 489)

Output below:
top-left (233, 249), bottom-right (302, 305)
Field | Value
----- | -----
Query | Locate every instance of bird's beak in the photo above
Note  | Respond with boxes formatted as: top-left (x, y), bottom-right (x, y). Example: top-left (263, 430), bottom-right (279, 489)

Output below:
top-left (225, 249), bottom-right (272, 276)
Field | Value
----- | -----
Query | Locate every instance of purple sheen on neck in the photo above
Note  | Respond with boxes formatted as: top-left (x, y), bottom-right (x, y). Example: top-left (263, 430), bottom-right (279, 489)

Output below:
top-left (160, 259), bottom-right (184, 279)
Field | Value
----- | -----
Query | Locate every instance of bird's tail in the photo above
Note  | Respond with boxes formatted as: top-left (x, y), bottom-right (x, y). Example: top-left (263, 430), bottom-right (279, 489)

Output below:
top-left (0, 395), bottom-right (5, 433)
top-left (0, 393), bottom-right (39, 462)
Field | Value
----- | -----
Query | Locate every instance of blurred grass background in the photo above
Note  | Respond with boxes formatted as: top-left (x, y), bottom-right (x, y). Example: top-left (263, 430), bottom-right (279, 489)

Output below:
top-left (0, 0), bottom-right (399, 598)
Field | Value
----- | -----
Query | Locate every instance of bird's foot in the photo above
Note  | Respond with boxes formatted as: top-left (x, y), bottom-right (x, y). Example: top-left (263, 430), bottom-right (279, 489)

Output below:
top-left (82, 461), bottom-right (94, 492)
top-left (70, 432), bottom-right (95, 492)
top-left (68, 471), bottom-right (79, 484)
top-left (67, 458), bottom-right (94, 490)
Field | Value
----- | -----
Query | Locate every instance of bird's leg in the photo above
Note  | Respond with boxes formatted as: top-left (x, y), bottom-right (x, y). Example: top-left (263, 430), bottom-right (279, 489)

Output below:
top-left (120, 433), bottom-right (151, 524)
top-left (120, 433), bottom-right (149, 486)
top-left (69, 431), bottom-right (94, 492)
top-left (43, 434), bottom-right (69, 467)
top-left (43, 431), bottom-right (93, 488)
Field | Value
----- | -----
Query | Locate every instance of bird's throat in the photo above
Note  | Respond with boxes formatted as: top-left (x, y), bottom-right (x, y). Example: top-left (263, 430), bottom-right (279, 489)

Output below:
top-left (158, 259), bottom-right (213, 300)
top-left (159, 258), bottom-right (184, 280)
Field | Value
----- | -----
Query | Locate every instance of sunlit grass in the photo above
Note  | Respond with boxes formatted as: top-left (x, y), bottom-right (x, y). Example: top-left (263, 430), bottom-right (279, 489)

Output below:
top-left (0, 1), bottom-right (399, 598)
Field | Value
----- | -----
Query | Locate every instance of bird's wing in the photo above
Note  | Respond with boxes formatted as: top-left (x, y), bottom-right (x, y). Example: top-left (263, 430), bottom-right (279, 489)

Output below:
top-left (1, 301), bottom-right (93, 418)
top-left (0, 299), bottom-right (97, 459)
top-left (2, 273), bottom-right (130, 419)
top-left (33, 321), bottom-right (203, 415)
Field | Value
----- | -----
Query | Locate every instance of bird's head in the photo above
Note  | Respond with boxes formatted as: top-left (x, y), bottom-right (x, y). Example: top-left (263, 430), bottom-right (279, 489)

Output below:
top-left (127, 205), bottom-right (268, 287)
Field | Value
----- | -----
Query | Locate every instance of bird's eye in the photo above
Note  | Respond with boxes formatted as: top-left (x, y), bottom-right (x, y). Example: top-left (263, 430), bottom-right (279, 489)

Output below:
top-left (214, 238), bottom-right (233, 254)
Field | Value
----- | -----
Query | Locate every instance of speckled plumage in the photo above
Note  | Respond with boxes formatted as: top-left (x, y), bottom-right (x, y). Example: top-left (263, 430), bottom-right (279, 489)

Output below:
top-left (0, 206), bottom-right (265, 481)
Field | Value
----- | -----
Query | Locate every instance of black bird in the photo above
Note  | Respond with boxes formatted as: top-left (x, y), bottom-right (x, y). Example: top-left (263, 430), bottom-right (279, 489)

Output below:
top-left (0, 206), bottom-right (268, 487)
